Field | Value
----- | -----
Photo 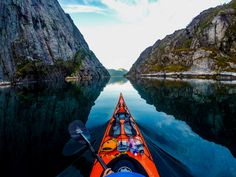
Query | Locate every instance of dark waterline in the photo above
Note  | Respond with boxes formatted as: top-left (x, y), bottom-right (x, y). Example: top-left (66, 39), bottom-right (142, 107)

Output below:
top-left (0, 77), bottom-right (235, 177)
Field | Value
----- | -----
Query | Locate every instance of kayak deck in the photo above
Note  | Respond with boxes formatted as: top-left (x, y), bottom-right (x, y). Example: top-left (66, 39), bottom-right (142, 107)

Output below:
top-left (90, 94), bottom-right (160, 177)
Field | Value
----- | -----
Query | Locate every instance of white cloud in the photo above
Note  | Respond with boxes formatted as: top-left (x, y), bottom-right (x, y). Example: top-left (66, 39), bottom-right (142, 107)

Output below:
top-left (63, 4), bottom-right (105, 14)
top-left (101, 0), bottom-right (151, 22)
top-left (76, 0), bottom-right (231, 70)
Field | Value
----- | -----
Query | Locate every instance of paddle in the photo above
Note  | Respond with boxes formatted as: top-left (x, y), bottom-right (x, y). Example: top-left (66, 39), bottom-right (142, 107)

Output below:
top-left (63, 120), bottom-right (108, 170)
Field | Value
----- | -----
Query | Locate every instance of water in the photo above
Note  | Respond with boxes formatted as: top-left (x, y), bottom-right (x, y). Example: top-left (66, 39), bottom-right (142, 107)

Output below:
top-left (0, 77), bottom-right (235, 177)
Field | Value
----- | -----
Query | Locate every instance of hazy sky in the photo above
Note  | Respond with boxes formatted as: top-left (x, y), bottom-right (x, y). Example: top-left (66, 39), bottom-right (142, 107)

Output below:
top-left (58, 0), bottom-right (231, 70)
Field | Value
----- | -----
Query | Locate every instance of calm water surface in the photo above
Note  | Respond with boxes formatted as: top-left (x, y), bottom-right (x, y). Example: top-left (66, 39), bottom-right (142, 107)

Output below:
top-left (0, 77), bottom-right (235, 177)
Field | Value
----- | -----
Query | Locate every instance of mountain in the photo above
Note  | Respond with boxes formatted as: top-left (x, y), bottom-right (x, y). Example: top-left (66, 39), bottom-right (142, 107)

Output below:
top-left (107, 68), bottom-right (128, 76)
top-left (128, 0), bottom-right (236, 79)
top-left (0, 0), bottom-right (109, 83)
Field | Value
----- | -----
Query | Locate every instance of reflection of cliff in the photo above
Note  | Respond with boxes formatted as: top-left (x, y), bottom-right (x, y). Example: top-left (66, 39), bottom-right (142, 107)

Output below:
top-left (0, 78), bottom-right (108, 177)
top-left (130, 78), bottom-right (236, 156)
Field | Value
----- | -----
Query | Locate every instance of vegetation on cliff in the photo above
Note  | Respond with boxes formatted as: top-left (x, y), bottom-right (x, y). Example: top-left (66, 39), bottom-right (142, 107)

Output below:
top-left (14, 48), bottom-right (101, 81)
top-left (0, 0), bottom-right (109, 83)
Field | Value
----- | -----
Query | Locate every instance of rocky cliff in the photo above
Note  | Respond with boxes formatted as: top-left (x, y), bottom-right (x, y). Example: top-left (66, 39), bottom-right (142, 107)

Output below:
top-left (128, 0), bottom-right (236, 78)
top-left (0, 0), bottom-right (109, 82)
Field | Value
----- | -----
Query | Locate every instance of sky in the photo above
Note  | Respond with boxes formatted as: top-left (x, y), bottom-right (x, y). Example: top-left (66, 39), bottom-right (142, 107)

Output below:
top-left (58, 0), bottom-right (231, 70)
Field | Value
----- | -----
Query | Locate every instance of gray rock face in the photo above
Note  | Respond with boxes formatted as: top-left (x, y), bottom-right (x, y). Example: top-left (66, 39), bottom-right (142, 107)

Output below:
top-left (0, 0), bottom-right (109, 82)
top-left (128, 1), bottom-right (236, 77)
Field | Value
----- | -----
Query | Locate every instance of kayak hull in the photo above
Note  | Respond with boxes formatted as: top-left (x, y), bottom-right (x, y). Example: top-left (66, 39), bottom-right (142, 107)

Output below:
top-left (90, 94), bottom-right (160, 177)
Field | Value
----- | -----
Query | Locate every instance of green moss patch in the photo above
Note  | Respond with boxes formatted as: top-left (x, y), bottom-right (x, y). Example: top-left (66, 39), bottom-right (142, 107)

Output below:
top-left (15, 48), bottom-right (94, 80)
top-left (214, 56), bottom-right (236, 72)
top-left (150, 65), bottom-right (163, 72)
top-left (182, 38), bottom-right (192, 48)
top-left (164, 65), bottom-right (190, 72)
top-left (150, 64), bottom-right (190, 72)
top-left (226, 21), bottom-right (236, 41)
top-left (173, 48), bottom-right (194, 55)
top-left (197, 7), bottom-right (221, 34)
top-left (225, 68), bottom-right (236, 72)
top-left (16, 60), bottom-right (48, 79)
top-left (230, 0), bottom-right (236, 9)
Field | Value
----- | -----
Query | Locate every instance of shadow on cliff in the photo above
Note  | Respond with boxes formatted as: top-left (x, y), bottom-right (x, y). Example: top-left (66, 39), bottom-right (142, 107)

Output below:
top-left (129, 78), bottom-right (236, 157)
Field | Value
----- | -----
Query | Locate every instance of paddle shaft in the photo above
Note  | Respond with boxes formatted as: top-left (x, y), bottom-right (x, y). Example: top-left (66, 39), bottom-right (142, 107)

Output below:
top-left (80, 133), bottom-right (108, 170)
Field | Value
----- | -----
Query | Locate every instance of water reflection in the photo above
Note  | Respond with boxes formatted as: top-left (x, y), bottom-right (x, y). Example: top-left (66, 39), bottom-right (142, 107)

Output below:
top-left (0, 79), bottom-right (108, 177)
top-left (108, 77), bottom-right (128, 85)
top-left (86, 77), bottom-right (236, 177)
top-left (129, 78), bottom-right (236, 157)
top-left (1, 77), bottom-right (236, 177)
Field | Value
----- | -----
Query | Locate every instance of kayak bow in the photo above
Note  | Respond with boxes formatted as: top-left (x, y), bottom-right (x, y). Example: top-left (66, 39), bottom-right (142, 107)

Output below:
top-left (90, 93), bottom-right (160, 177)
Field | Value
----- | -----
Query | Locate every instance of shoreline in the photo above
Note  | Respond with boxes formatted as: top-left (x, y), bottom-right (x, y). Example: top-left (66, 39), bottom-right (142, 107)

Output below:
top-left (0, 76), bottom-right (111, 88)
top-left (140, 76), bottom-right (236, 85)
top-left (134, 71), bottom-right (236, 80)
top-left (0, 80), bottom-right (49, 88)
top-left (0, 81), bottom-right (11, 88)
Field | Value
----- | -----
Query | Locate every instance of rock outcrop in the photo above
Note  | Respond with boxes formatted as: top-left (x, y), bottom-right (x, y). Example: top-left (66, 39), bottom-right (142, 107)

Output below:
top-left (128, 0), bottom-right (236, 78)
top-left (0, 0), bottom-right (109, 82)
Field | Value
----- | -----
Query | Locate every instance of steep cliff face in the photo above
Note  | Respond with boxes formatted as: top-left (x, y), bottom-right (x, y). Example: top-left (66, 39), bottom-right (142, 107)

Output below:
top-left (128, 0), bottom-right (236, 77)
top-left (0, 0), bottom-right (109, 82)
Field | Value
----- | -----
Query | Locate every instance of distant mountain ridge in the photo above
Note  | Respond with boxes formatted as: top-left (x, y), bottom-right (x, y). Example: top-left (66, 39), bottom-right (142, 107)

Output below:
top-left (0, 0), bottom-right (109, 82)
top-left (128, 0), bottom-right (236, 79)
top-left (108, 68), bottom-right (128, 76)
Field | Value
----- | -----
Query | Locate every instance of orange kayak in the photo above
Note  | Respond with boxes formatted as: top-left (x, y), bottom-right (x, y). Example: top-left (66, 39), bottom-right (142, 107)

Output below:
top-left (90, 93), bottom-right (160, 177)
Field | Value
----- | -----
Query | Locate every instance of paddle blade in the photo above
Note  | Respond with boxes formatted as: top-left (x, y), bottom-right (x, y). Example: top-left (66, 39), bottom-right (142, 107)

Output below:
top-left (68, 120), bottom-right (91, 141)
top-left (63, 138), bottom-right (87, 156)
